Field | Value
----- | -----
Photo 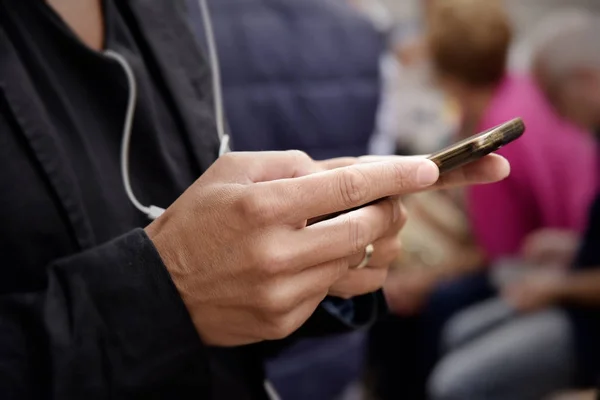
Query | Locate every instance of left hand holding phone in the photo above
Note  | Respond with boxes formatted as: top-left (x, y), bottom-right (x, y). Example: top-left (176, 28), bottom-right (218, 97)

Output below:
top-left (310, 153), bottom-right (510, 299)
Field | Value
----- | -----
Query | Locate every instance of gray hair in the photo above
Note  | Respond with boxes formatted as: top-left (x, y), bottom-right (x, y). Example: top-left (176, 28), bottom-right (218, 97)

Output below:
top-left (530, 8), bottom-right (600, 78)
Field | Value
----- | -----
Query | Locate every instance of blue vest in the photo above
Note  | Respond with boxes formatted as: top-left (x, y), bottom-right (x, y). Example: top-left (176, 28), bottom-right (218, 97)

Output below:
top-left (187, 2), bottom-right (385, 399)
top-left (188, 0), bottom-right (384, 160)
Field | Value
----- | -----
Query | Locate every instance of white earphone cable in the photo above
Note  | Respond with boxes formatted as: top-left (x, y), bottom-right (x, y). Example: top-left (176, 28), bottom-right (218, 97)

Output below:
top-left (104, 50), bottom-right (165, 219)
top-left (198, 0), bottom-right (230, 157)
top-left (106, 0), bottom-right (229, 220)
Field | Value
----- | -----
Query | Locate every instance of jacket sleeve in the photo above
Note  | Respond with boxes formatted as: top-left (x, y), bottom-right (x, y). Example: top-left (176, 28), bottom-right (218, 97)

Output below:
top-left (1, 226), bottom-right (388, 398)
top-left (0, 229), bottom-right (209, 399)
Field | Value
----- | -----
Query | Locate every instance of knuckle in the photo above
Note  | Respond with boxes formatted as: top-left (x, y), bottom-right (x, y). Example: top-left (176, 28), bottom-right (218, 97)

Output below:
top-left (388, 199), bottom-right (408, 231)
top-left (355, 270), bottom-right (388, 296)
top-left (333, 258), bottom-right (350, 280)
top-left (338, 168), bottom-right (369, 207)
top-left (257, 284), bottom-right (293, 316)
top-left (391, 162), bottom-right (413, 190)
top-left (385, 239), bottom-right (403, 264)
top-left (237, 189), bottom-right (277, 225)
top-left (265, 315), bottom-right (298, 340)
top-left (337, 292), bottom-right (354, 300)
top-left (288, 149), bottom-right (312, 164)
top-left (263, 247), bottom-right (291, 274)
top-left (218, 151), bottom-right (239, 166)
top-left (369, 269), bottom-right (389, 291)
top-left (252, 244), bottom-right (290, 275)
top-left (397, 202), bottom-right (408, 227)
top-left (382, 199), bottom-right (398, 227)
top-left (346, 214), bottom-right (372, 254)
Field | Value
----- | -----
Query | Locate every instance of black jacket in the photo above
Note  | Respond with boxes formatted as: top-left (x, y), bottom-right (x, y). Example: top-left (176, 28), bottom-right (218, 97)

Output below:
top-left (0, 1), bottom-right (384, 399)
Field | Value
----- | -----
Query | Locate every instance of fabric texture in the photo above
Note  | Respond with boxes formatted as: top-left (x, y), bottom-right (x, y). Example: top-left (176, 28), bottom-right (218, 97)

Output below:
top-left (0, 1), bottom-right (385, 398)
top-left (188, 0), bottom-right (385, 160)
top-left (430, 301), bottom-right (576, 400)
top-left (468, 74), bottom-right (597, 262)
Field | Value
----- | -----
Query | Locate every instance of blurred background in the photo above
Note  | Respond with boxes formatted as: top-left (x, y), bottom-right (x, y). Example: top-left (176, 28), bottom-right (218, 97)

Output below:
top-left (187, 0), bottom-right (600, 399)
top-left (383, 0), bottom-right (600, 72)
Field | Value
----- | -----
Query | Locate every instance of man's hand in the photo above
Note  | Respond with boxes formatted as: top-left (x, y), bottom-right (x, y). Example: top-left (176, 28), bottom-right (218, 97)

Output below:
top-left (146, 151), bottom-right (509, 346)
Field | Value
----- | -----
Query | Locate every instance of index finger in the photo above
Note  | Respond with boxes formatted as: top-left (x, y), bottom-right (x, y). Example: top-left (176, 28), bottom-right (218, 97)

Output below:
top-left (352, 154), bottom-right (510, 189)
top-left (264, 157), bottom-right (439, 221)
top-left (433, 154), bottom-right (510, 189)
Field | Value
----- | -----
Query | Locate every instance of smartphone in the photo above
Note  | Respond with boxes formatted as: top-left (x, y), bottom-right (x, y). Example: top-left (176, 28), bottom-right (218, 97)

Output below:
top-left (428, 117), bottom-right (525, 174)
top-left (308, 118), bottom-right (525, 225)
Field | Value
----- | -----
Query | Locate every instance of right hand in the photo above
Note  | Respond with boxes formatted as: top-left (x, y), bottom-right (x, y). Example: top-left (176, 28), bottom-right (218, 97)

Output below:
top-left (146, 150), bottom-right (509, 346)
top-left (145, 151), bottom-right (440, 346)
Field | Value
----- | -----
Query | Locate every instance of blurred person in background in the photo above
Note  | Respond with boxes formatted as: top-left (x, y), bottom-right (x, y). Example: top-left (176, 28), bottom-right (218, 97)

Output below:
top-left (533, 10), bottom-right (600, 134)
top-left (187, 1), bottom-right (386, 399)
top-left (428, 8), bottom-right (600, 400)
top-left (369, 0), bottom-right (460, 157)
top-left (427, 0), bottom-right (596, 263)
top-left (369, 1), bottom-right (597, 399)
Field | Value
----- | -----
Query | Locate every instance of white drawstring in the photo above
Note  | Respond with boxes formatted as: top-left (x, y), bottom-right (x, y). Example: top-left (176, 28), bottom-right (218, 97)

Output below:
top-left (198, 0), bottom-right (230, 157)
top-left (104, 50), bottom-right (165, 220)
top-left (105, 0), bottom-right (230, 221)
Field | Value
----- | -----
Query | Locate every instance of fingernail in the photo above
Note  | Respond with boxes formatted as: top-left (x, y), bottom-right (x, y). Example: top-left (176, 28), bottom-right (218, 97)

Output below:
top-left (416, 161), bottom-right (440, 187)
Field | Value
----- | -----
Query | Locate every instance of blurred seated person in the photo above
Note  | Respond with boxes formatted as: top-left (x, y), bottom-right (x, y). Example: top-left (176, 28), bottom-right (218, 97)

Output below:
top-left (369, 2), bottom-right (597, 399)
top-left (368, 1), bottom-right (459, 157)
top-left (387, 0), bottom-right (597, 321)
top-left (429, 9), bottom-right (600, 400)
top-left (533, 10), bottom-right (600, 134)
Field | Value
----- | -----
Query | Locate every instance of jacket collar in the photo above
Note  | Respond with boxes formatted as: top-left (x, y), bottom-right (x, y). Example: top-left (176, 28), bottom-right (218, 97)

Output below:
top-left (126, 0), bottom-right (221, 172)
top-left (0, 27), bottom-right (96, 250)
top-left (0, 1), bottom-right (219, 249)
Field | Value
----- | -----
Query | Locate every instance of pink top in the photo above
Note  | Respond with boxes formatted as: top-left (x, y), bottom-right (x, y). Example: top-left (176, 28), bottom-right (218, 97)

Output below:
top-left (467, 75), bottom-right (597, 262)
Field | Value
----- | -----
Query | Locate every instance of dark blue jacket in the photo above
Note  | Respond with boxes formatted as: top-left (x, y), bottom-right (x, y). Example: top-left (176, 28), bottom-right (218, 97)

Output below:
top-left (187, 2), bottom-right (386, 399)
top-left (188, 0), bottom-right (384, 160)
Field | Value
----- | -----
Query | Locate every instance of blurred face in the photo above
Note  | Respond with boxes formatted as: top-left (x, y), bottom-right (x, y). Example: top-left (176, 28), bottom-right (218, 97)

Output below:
top-left (535, 63), bottom-right (600, 130)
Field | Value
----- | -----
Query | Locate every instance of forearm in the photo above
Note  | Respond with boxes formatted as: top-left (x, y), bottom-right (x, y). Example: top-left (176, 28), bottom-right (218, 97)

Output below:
top-left (558, 269), bottom-right (600, 307)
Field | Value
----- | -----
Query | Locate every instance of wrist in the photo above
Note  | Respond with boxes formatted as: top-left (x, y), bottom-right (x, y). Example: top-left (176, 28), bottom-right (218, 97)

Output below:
top-left (145, 213), bottom-right (180, 276)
